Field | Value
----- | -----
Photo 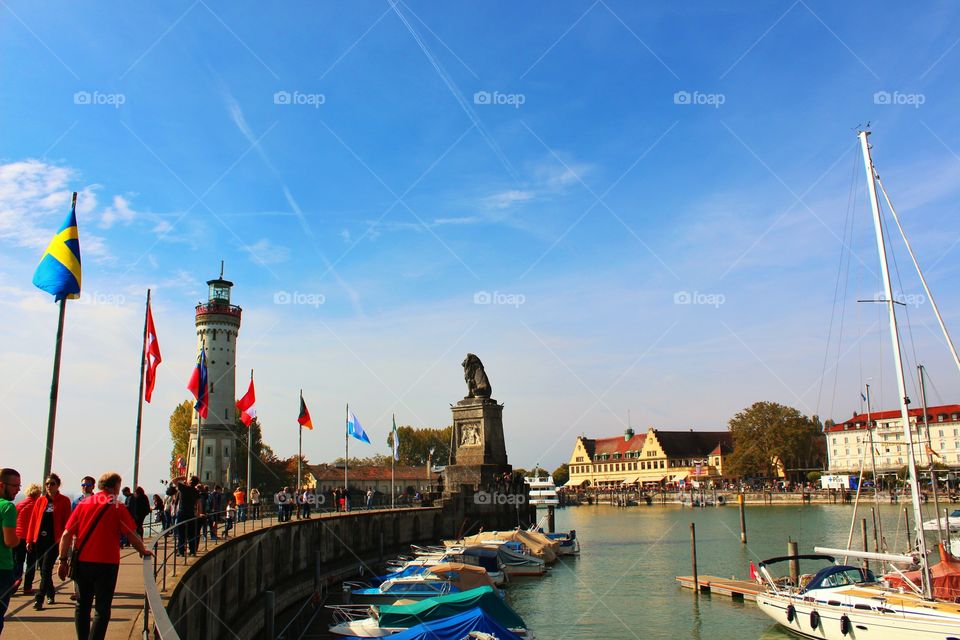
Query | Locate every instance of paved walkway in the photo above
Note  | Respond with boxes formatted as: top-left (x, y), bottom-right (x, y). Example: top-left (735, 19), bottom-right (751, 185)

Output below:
top-left (3, 516), bottom-right (281, 640)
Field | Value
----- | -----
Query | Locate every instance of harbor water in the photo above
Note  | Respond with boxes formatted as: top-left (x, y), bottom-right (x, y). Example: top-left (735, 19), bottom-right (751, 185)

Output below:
top-left (506, 503), bottom-right (938, 640)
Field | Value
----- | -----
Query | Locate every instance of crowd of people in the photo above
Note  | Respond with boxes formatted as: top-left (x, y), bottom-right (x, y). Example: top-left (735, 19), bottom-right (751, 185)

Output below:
top-left (0, 467), bottom-right (152, 639)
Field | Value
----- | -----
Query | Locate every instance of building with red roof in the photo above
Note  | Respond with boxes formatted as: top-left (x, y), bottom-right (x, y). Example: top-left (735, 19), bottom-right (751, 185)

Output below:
top-left (565, 427), bottom-right (732, 489)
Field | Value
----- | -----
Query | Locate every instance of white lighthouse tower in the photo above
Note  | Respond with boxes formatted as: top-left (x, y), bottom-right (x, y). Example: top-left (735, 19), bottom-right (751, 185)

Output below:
top-left (188, 268), bottom-right (242, 486)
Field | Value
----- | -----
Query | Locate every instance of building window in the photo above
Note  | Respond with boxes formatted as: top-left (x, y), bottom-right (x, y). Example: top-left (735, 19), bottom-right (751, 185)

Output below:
top-left (206, 446), bottom-right (212, 456)
top-left (939, 414), bottom-right (946, 422)
top-left (210, 381), bottom-right (214, 394)
top-left (224, 446), bottom-right (229, 457)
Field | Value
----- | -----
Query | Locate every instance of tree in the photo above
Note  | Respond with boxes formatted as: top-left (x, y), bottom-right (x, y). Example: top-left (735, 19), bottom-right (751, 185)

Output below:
top-left (387, 426), bottom-right (453, 466)
top-left (169, 400), bottom-right (193, 467)
top-left (727, 401), bottom-right (823, 482)
top-left (552, 463), bottom-right (569, 487)
top-left (332, 454), bottom-right (393, 467)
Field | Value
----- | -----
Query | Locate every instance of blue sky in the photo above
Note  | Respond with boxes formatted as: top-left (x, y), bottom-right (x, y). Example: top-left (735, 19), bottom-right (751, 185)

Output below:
top-left (3, 1), bottom-right (960, 492)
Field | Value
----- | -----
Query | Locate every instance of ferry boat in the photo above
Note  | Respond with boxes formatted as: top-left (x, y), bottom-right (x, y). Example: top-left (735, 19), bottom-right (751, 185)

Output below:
top-left (524, 472), bottom-right (559, 506)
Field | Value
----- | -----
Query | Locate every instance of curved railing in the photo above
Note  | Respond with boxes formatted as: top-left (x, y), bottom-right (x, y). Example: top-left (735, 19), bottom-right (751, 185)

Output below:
top-left (195, 301), bottom-right (242, 318)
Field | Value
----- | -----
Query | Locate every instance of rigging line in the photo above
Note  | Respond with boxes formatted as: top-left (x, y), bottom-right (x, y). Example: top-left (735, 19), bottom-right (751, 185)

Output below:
top-left (877, 173), bottom-right (960, 381)
top-left (877, 177), bottom-right (921, 405)
top-left (925, 369), bottom-right (946, 406)
top-left (829, 176), bottom-right (858, 421)
top-left (817, 146), bottom-right (861, 415)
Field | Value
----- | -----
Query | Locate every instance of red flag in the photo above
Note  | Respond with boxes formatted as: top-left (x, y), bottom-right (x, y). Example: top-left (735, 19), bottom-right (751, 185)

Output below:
top-left (749, 561), bottom-right (759, 582)
top-left (298, 394), bottom-right (313, 430)
top-left (187, 349), bottom-right (208, 418)
top-left (144, 300), bottom-right (162, 403)
top-left (236, 373), bottom-right (256, 427)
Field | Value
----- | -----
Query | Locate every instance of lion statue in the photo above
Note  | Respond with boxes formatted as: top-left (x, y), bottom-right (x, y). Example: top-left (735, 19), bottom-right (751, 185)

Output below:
top-left (462, 353), bottom-right (492, 399)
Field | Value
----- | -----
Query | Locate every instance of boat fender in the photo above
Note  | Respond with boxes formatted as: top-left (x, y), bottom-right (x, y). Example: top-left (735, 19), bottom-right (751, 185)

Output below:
top-left (809, 610), bottom-right (820, 629)
top-left (840, 615), bottom-right (851, 636)
top-left (785, 605), bottom-right (795, 623)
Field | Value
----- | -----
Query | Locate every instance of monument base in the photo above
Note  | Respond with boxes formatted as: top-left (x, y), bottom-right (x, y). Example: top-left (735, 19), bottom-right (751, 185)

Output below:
top-left (443, 463), bottom-right (512, 495)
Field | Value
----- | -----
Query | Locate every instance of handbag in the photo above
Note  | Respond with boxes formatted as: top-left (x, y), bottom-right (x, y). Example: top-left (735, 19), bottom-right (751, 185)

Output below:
top-left (68, 503), bottom-right (111, 580)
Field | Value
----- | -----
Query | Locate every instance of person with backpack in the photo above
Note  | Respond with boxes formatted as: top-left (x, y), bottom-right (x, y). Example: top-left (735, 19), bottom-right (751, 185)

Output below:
top-left (57, 472), bottom-right (152, 640)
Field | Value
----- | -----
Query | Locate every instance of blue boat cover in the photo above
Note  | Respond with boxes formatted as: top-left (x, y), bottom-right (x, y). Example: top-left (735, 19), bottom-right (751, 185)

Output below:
top-left (378, 586), bottom-right (525, 629)
top-left (348, 606), bottom-right (523, 640)
top-left (371, 565), bottom-right (427, 585)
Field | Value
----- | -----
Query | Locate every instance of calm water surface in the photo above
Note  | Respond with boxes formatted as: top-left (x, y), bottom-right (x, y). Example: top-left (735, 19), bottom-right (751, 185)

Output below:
top-left (505, 503), bottom-right (930, 640)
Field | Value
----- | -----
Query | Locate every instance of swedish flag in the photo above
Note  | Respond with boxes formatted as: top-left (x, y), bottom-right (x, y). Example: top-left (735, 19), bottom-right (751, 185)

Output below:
top-left (32, 193), bottom-right (82, 301)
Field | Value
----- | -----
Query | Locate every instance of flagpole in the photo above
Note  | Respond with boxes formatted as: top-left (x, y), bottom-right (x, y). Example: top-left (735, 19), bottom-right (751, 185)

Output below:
top-left (345, 403), bottom-right (349, 495)
top-left (246, 369), bottom-right (253, 499)
top-left (298, 389), bottom-right (303, 494)
top-left (391, 414), bottom-right (396, 509)
top-left (197, 341), bottom-right (205, 483)
top-left (132, 289), bottom-right (150, 490)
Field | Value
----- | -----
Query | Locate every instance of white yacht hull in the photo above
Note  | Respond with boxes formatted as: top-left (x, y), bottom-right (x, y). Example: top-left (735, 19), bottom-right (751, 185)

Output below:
top-left (757, 591), bottom-right (960, 639)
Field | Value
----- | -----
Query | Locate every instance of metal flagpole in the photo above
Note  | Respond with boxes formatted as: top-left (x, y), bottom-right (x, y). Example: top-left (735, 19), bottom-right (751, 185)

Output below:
top-left (297, 389), bottom-right (303, 494)
top-left (132, 289), bottom-right (150, 490)
top-left (391, 414), bottom-right (396, 509)
top-left (197, 341), bottom-right (206, 483)
top-left (41, 192), bottom-right (78, 480)
top-left (246, 369), bottom-right (253, 499)
top-left (345, 403), bottom-right (349, 493)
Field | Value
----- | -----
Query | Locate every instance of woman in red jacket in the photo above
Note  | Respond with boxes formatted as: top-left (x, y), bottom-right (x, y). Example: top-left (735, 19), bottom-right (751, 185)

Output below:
top-left (25, 473), bottom-right (71, 609)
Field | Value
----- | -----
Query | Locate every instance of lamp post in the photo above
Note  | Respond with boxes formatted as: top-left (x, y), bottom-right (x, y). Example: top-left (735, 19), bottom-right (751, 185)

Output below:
top-left (427, 446), bottom-right (435, 493)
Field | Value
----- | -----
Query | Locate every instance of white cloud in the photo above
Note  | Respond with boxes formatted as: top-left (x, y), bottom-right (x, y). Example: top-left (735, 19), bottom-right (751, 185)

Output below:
top-left (483, 189), bottom-right (535, 209)
top-left (242, 238), bottom-right (290, 265)
top-left (100, 194), bottom-right (138, 229)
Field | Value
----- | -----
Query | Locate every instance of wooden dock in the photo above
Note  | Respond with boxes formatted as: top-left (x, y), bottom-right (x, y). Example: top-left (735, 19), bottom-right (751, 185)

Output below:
top-left (676, 575), bottom-right (762, 602)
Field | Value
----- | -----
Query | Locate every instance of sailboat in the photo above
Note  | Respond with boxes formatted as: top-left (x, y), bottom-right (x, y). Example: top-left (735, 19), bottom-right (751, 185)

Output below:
top-left (755, 130), bottom-right (960, 639)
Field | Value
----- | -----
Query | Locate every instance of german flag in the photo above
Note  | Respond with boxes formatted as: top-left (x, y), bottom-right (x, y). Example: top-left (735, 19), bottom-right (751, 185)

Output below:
top-left (298, 392), bottom-right (313, 430)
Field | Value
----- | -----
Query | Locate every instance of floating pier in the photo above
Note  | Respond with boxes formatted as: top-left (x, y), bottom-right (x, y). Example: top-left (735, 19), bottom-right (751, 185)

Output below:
top-left (675, 575), bottom-right (762, 601)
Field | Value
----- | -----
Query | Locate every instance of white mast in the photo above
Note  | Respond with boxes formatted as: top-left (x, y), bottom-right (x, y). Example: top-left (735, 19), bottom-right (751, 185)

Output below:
top-left (859, 130), bottom-right (932, 598)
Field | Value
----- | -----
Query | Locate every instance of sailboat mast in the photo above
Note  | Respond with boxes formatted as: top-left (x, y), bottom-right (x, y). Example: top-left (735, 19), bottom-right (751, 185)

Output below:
top-left (858, 130), bottom-right (932, 598)
top-left (919, 364), bottom-right (944, 545)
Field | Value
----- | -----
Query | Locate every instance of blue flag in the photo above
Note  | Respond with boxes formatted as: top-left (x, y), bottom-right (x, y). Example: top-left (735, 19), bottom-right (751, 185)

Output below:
top-left (33, 195), bottom-right (82, 301)
top-left (348, 409), bottom-right (371, 444)
top-left (861, 392), bottom-right (867, 402)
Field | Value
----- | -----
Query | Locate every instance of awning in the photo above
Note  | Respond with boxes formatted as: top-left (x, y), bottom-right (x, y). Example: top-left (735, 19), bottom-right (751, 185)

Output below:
top-left (563, 479), bottom-right (586, 487)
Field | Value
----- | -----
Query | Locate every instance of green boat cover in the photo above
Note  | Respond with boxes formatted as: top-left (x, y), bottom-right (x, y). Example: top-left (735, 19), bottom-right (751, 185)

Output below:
top-left (377, 586), bottom-right (526, 630)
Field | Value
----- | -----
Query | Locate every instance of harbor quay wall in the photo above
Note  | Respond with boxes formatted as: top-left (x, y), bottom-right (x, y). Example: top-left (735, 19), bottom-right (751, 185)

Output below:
top-left (575, 490), bottom-right (949, 506)
top-left (166, 492), bottom-right (532, 640)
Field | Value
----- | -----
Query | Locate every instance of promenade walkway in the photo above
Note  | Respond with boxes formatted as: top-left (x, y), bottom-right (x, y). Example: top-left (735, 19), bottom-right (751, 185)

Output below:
top-left (4, 514), bottom-right (291, 640)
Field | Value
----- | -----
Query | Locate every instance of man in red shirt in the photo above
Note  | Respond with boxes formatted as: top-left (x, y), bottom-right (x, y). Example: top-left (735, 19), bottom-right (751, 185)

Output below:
top-left (57, 472), bottom-right (152, 640)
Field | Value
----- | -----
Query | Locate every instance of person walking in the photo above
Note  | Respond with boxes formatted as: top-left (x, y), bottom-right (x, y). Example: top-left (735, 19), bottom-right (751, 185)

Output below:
top-left (223, 499), bottom-right (235, 538)
top-left (57, 472), bottom-right (153, 640)
top-left (25, 473), bottom-right (71, 610)
top-left (151, 495), bottom-right (164, 534)
top-left (0, 468), bottom-right (21, 636)
top-left (73, 477), bottom-right (95, 509)
top-left (133, 488), bottom-right (150, 540)
top-left (13, 483), bottom-right (41, 596)
top-left (249, 487), bottom-right (261, 520)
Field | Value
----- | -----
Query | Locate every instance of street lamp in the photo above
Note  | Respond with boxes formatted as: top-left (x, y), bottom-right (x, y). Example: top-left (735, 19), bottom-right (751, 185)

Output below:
top-left (427, 447), bottom-right (435, 492)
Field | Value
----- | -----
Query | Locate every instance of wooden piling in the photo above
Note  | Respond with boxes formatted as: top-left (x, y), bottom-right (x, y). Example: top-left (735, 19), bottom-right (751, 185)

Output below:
top-left (788, 538), bottom-right (799, 584)
top-left (548, 505), bottom-right (556, 533)
top-left (690, 522), bottom-right (699, 594)
top-left (739, 493), bottom-right (747, 544)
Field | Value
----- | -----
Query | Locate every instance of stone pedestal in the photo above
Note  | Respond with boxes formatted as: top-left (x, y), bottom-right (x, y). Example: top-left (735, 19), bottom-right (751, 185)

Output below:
top-left (444, 398), bottom-right (511, 492)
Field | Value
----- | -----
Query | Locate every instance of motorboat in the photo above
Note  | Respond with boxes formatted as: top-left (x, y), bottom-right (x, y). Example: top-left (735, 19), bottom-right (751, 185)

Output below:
top-left (347, 563), bottom-right (498, 605)
top-left (347, 606), bottom-right (525, 640)
top-left (524, 472), bottom-right (559, 506)
top-left (382, 546), bottom-right (506, 585)
top-left (328, 585), bottom-right (532, 637)
top-left (922, 509), bottom-right (960, 532)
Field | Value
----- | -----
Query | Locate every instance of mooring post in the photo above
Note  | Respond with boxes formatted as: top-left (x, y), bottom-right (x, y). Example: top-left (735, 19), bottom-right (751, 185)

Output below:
top-left (690, 522), bottom-right (699, 594)
top-left (861, 518), bottom-right (870, 571)
top-left (547, 505), bottom-right (556, 533)
top-left (871, 507), bottom-right (880, 552)
top-left (264, 590), bottom-right (276, 640)
top-left (788, 538), bottom-right (799, 585)
top-left (738, 493), bottom-right (747, 544)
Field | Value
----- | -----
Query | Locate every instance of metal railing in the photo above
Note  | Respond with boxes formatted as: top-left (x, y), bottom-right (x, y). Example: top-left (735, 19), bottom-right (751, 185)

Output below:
top-left (141, 499), bottom-right (426, 638)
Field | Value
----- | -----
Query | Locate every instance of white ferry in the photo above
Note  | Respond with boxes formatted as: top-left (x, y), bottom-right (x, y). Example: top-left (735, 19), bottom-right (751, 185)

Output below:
top-left (524, 472), bottom-right (559, 506)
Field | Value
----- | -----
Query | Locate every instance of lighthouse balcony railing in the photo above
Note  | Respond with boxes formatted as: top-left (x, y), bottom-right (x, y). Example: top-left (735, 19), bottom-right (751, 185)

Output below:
top-left (195, 302), bottom-right (242, 318)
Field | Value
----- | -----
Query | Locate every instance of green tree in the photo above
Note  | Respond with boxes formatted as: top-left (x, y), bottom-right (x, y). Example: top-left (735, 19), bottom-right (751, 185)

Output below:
top-left (387, 426), bottom-right (452, 466)
top-left (727, 401), bottom-right (823, 482)
top-left (552, 463), bottom-right (569, 487)
top-left (168, 400), bottom-right (193, 472)
top-left (332, 454), bottom-right (393, 467)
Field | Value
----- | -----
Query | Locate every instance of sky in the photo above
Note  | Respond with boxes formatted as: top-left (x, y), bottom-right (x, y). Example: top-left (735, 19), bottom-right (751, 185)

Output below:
top-left (3, 1), bottom-right (960, 495)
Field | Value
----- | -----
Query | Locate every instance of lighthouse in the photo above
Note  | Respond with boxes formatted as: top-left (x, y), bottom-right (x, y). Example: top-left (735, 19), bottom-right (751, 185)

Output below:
top-left (188, 270), bottom-right (242, 486)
